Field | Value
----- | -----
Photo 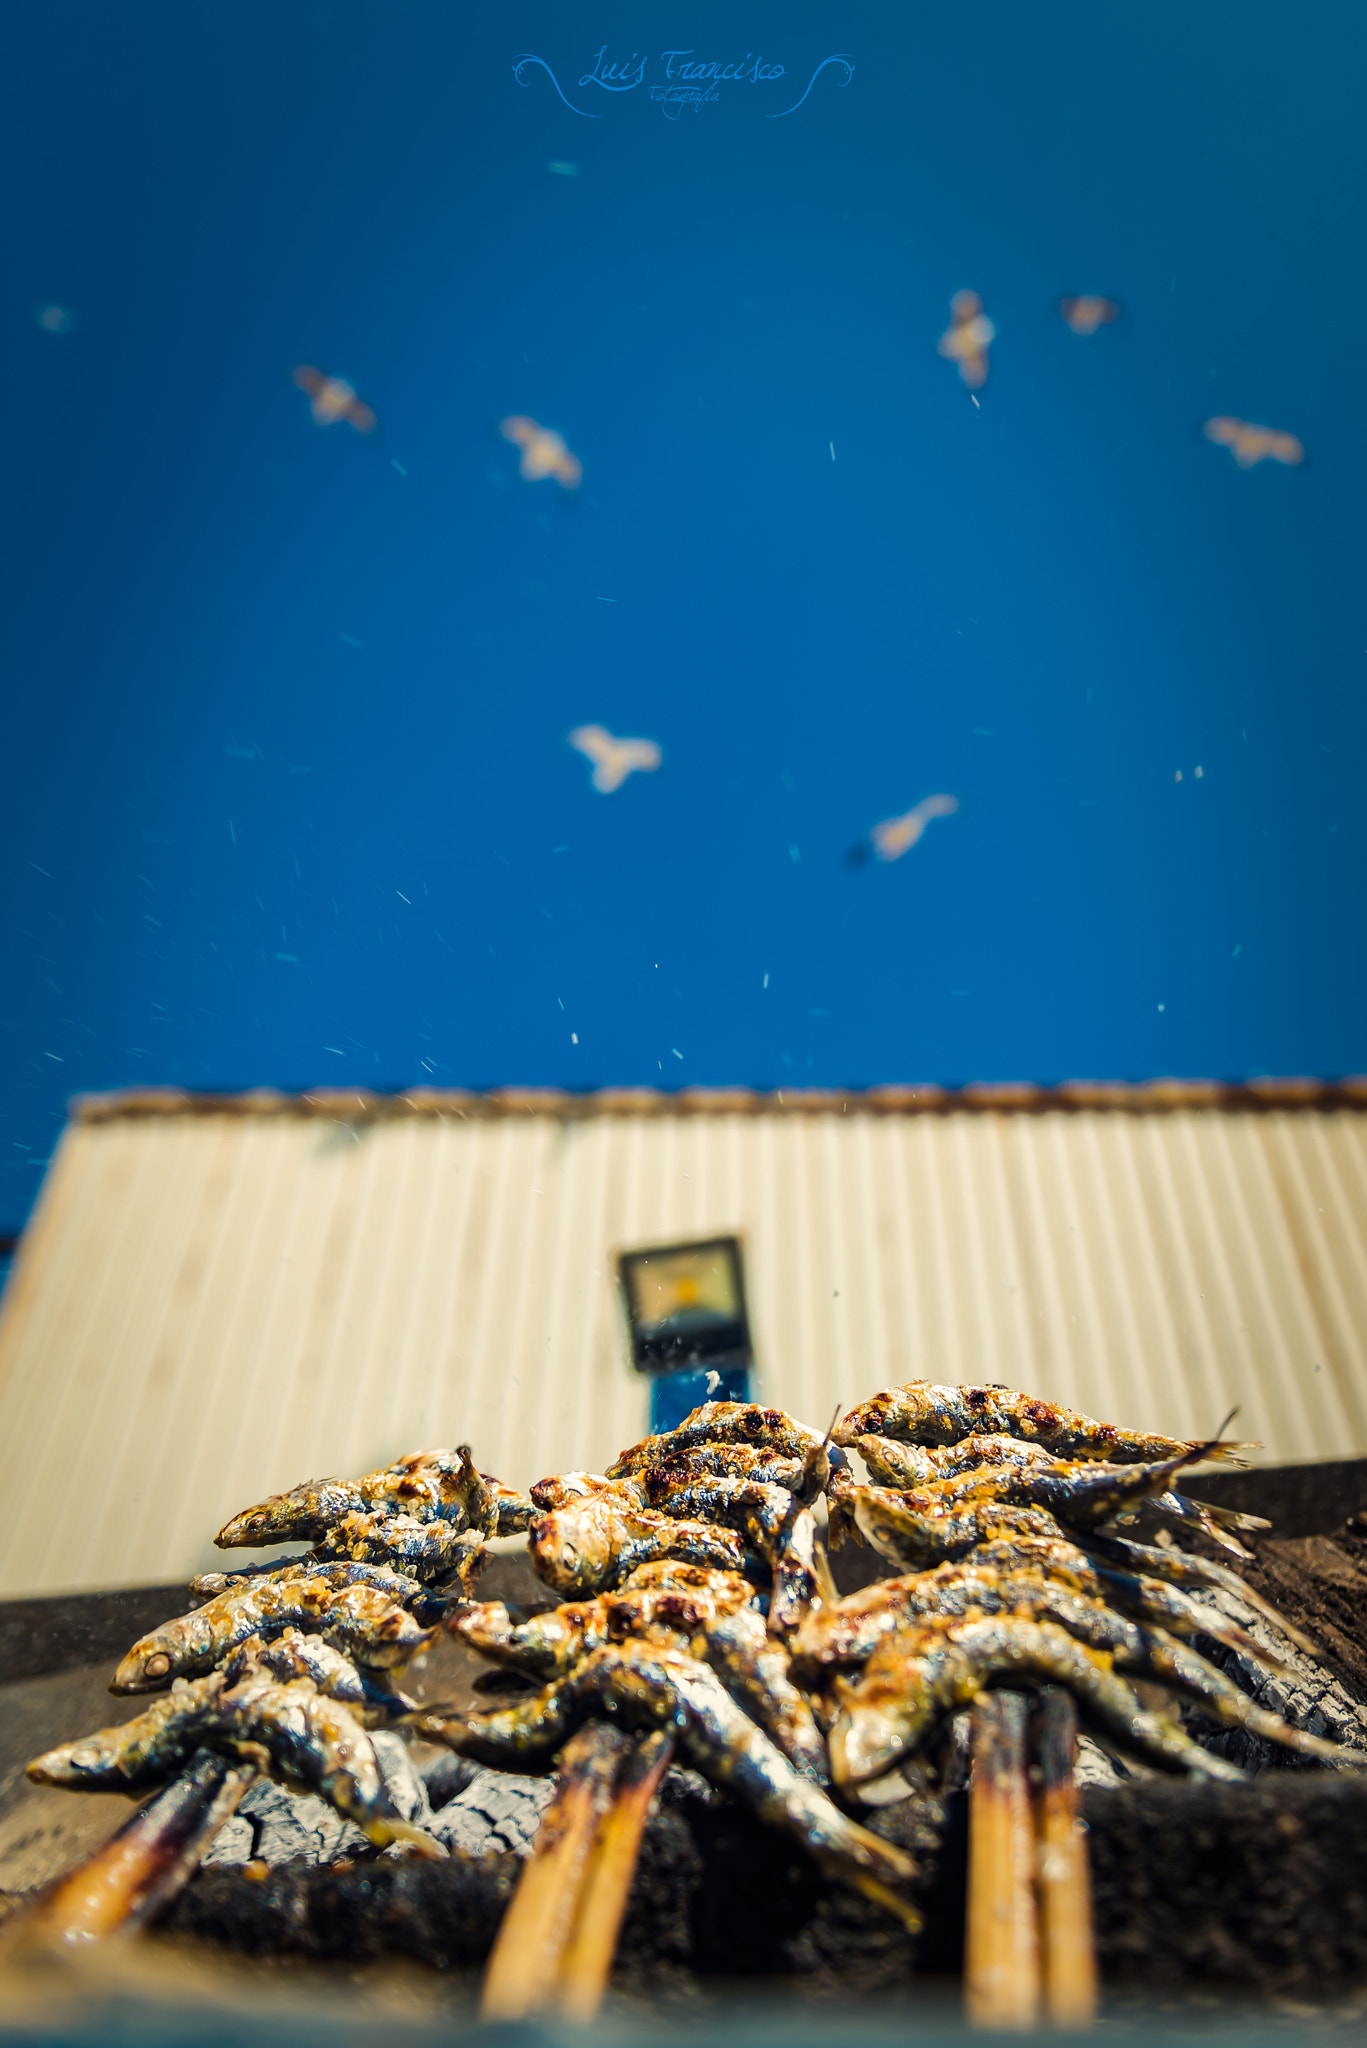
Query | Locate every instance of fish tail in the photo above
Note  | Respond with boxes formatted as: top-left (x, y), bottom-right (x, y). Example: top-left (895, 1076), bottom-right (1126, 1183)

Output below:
top-left (1181, 1496), bottom-right (1272, 1535)
top-left (369, 1818), bottom-right (449, 1858)
top-left (1144, 1495), bottom-right (1256, 1560)
top-left (1194, 1439), bottom-right (1259, 1466)
top-left (1234, 1703), bottom-right (1367, 1767)
top-left (818, 1859), bottom-right (923, 1933)
top-left (1086, 1533), bottom-right (1325, 1662)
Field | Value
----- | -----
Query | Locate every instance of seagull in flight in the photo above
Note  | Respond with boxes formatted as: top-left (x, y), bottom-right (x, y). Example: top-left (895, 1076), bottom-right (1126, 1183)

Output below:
top-left (937, 290), bottom-right (995, 390)
top-left (1059, 295), bottom-right (1120, 336)
top-left (292, 365), bottom-right (377, 432)
top-left (569, 725), bottom-right (663, 793)
top-left (501, 415), bottom-right (582, 488)
top-left (848, 793), bottom-right (959, 866)
top-left (1203, 416), bottom-right (1304, 469)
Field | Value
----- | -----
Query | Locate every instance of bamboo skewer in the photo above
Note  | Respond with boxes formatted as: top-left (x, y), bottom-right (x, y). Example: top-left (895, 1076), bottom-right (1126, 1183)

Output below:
top-left (1032, 1689), bottom-right (1097, 2028)
top-left (965, 1692), bottom-right (1041, 2029)
top-left (479, 1722), bottom-right (629, 2020)
top-left (557, 1730), bottom-right (674, 2020)
top-left (7, 1750), bottom-right (258, 1949)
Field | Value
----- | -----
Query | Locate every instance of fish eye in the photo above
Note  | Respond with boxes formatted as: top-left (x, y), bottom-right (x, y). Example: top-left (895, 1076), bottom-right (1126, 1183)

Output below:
top-left (144, 1652), bottom-right (171, 1678)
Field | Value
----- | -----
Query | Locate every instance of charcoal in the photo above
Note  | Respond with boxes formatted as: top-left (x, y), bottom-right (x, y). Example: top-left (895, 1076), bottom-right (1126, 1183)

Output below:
top-left (203, 1730), bottom-right (432, 1867)
top-left (164, 1851), bottom-right (514, 1966)
top-left (1086, 1774), bottom-right (1367, 1993)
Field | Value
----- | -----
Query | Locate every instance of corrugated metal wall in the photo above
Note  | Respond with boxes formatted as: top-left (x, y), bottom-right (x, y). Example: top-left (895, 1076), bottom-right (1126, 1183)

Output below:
top-left (1, 1100), bottom-right (1365, 1596)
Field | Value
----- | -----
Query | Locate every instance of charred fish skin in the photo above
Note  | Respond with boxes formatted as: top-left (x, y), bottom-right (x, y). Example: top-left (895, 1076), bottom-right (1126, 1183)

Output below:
top-left (315, 1511), bottom-right (488, 1588)
top-left (215, 1446), bottom-right (520, 1551)
top-left (216, 1478), bottom-right (366, 1550)
top-left (427, 1641), bottom-right (921, 1929)
top-left (210, 1673), bottom-right (442, 1855)
top-left (112, 1568), bottom-right (434, 1693)
top-left (527, 1496), bottom-right (753, 1597)
top-left (703, 1607), bottom-right (830, 1784)
top-left (625, 1441), bottom-right (810, 1491)
top-left (934, 1534), bottom-right (1290, 1674)
top-left (835, 1381), bottom-right (1254, 1467)
top-left (609, 1402), bottom-right (832, 1473)
top-left (851, 1483), bottom-right (1069, 1569)
top-left (451, 1562), bottom-right (755, 1677)
top-left (529, 1472), bottom-right (648, 1512)
top-left (852, 1434), bottom-right (1040, 1488)
top-left (189, 1556), bottom-right (448, 1622)
top-left (793, 1553), bottom-right (1209, 1677)
top-left (792, 1562), bottom-right (1161, 1678)
top-left (793, 1567), bottom-right (1358, 1765)
top-left (847, 1447), bottom-right (1254, 1554)
top-left (356, 1445), bottom-right (488, 1526)
top-left (923, 1437), bottom-right (1228, 1530)
top-left (480, 1474), bottom-right (536, 1536)
top-left (828, 1615), bottom-right (1247, 1789)
top-left (219, 1629), bottom-right (419, 1722)
top-left (1080, 1529), bottom-right (1325, 1661)
top-left (634, 1470), bottom-right (821, 1631)
top-left (29, 1667), bottom-right (440, 1854)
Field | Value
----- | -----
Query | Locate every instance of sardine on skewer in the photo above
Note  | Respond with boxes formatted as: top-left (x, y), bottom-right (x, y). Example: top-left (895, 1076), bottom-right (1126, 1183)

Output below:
top-left (853, 1434), bottom-right (1272, 1551)
top-left (28, 1669), bottom-right (443, 1855)
top-left (702, 1607), bottom-right (830, 1784)
top-left (481, 1474), bottom-right (537, 1535)
top-left (795, 1538), bottom-right (1289, 1677)
top-left (418, 1640), bottom-right (922, 1929)
top-left (633, 1470), bottom-right (822, 1632)
top-left (853, 1432), bottom-right (1048, 1488)
top-left (799, 1570), bottom-right (1362, 1768)
top-left (451, 1561), bottom-right (757, 1677)
top-left (609, 1403), bottom-right (836, 1474)
top-left (215, 1446), bottom-right (528, 1550)
top-left (315, 1511), bottom-right (488, 1588)
top-left (619, 1441), bottom-right (813, 1491)
top-left (835, 1382), bottom-right (1255, 1467)
top-left (218, 1628), bottom-right (420, 1723)
top-left (841, 1480), bottom-right (1311, 1664)
top-left (828, 1616), bottom-right (1249, 1788)
top-left (530, 1473), bottom-right (648, 1512)
top-left (852, 1435), bottom-right (1257, 1558)
top-left (842, 1478), bottom-right (1078, 1568)
top-left (188, 1556), bottom-right (450, 1621)
top-left (1081, 1529), bottom-right (1325, 1662)
top-left (528, 1495), bottom-right (756, 1597)
top-left (866, 1437), bottom-right (1230, 1531)
top-left (112, 1566), bottom-right (435, 1692)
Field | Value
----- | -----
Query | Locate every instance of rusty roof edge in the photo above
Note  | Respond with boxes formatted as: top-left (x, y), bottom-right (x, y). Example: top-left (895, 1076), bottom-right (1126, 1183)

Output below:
top-left (67, 1077), bottom-right (1367, 1124)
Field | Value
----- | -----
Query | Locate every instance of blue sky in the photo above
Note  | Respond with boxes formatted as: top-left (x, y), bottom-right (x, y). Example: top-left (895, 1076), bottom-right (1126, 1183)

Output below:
top-left (2, 0), bottom-right (1363, 1228)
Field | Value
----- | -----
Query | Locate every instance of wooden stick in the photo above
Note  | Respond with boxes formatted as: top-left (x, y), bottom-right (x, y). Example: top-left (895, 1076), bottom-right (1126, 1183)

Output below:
top-left (1032, 1689), bottom-right (1097, 2028)
top-left (479, 1722), bottom-right (627, 2020)
top-left (557, 1731), bottom-right (674, 2020)
top-left (9, 1750), bottom-right (257, 1949)
top-left (965, 1692), bottom-right (1040, 2029)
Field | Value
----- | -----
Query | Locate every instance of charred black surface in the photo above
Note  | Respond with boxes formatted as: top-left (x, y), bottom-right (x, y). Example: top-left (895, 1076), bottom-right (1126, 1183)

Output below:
top-left (163, 1850), bottom-right (515, 1966)
top-left (613, 1771), bottom-right (948, 1990)
top-left (161, 1771), bottom-right (954, 1989)
top-left (1086, 1774), bottom-right (1367, 1993)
